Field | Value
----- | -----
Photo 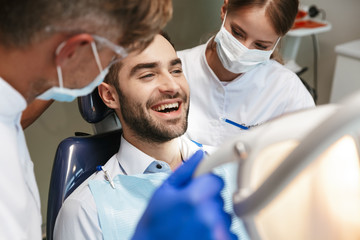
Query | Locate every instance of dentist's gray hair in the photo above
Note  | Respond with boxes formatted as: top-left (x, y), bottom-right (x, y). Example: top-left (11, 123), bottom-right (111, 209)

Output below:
top-left (0, 0), bottom-right (173, 49)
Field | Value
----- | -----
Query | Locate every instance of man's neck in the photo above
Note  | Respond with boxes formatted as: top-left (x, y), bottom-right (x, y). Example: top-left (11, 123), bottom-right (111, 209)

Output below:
top-left (123, 133), bottom-right (183, 171)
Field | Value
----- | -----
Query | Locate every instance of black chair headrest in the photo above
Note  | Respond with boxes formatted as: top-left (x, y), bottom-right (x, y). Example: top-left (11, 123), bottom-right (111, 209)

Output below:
top-left (77, 87), bottom-right (114, 124)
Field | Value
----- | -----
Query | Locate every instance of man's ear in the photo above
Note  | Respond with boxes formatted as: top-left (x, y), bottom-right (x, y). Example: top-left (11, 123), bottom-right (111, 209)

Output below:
top-left (55, 33), bottom-right (94, 66)
top-left (220, 0), bottom-right (228, 21)
top-left (98, 82), bottom-right (119, 110)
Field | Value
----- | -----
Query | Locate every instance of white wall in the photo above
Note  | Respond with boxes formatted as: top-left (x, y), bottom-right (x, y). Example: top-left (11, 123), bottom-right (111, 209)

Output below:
top-left (296, 0), bottom-right (360, 104)
top-left (26, 0), bottom-right (360, 228)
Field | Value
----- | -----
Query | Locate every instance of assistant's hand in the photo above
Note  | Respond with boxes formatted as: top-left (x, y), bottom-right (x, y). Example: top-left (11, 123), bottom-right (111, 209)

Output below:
top-left (132, 150), bottom-right (237, 240)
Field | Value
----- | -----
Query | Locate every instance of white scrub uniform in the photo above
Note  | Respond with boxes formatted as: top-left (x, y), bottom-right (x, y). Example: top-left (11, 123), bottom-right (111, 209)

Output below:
top-left (178, 42), bottom-right (315, 147)
top-left (0, 77), bottom-right (42, 239)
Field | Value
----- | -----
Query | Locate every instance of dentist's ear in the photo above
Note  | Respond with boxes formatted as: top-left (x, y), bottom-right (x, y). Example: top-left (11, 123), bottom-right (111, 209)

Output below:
top-left (55, 33), bottom-right (94, 66)
top-left (98, 82), bottom-right (119, 110)
top-left (220, 0), bottom-right (229, 21)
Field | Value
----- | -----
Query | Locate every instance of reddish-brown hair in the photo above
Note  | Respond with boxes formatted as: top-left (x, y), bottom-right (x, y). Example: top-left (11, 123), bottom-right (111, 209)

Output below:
top-left (226, 0), bottom-right (299, 36)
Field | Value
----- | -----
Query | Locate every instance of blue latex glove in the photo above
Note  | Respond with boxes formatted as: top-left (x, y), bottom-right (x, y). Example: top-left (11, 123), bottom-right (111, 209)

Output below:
top-left (132, 150), bottom-right (238, 240)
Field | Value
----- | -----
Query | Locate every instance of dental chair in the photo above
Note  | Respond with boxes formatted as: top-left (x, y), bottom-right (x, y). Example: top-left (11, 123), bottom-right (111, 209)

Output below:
top-left (46, 88), bottom-right (122, 240)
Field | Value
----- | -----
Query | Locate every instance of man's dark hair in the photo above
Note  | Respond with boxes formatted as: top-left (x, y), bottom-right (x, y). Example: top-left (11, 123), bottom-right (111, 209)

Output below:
top-left (104, 31), bottom-right (175, 89)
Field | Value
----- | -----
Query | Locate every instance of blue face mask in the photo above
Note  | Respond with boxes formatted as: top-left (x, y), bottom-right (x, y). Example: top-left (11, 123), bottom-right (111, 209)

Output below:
top-left (37, 65), bottom-right (110, 102)
top-left (37, 36), bottom-right (127, 102)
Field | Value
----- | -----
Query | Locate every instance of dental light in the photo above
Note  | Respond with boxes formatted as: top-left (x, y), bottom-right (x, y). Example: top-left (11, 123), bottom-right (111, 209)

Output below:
top-left (195, 91), bottom-right (360, 240)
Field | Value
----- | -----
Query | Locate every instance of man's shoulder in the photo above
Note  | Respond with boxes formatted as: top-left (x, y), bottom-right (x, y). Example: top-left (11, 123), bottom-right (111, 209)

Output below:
top-left (65, 154), bottom-right (119, 202)
top-left (54, 173), bottom-right (103, 240)
top-left (54, 159), bottom-right (112, 237)
top-left (61, 174), bottom-right (96, 212)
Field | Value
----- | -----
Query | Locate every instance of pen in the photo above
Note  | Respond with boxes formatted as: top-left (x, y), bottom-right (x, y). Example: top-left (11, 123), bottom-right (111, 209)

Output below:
top-left (96, 165), bottom-right (116, 189)
top-left (220, 117), bottom-right (249, 130)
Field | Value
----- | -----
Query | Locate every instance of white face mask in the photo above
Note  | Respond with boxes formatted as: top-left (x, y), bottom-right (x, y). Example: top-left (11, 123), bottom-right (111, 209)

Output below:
top-left (214, 13), bottom-right (280, 74)
top-left (37, 36), bottom-right (127, 102)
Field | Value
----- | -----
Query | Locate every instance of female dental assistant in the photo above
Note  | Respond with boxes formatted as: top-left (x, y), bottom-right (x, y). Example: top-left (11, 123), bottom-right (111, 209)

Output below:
top-left (178, 0), bottom-right (315, 147)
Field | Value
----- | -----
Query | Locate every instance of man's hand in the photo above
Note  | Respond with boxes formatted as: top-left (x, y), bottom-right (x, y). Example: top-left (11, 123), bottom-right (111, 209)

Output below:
top-left (132, 150), bottom-right (237, 240)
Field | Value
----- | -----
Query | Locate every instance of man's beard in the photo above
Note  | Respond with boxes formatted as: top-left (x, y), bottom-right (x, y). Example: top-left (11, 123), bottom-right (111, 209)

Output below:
top-left (117, 89), bottom-right (189, 143)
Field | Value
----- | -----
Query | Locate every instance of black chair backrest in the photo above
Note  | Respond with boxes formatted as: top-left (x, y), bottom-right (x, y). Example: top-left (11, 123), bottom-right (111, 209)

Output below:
top-left (46, 126), bottom-right (122, 240)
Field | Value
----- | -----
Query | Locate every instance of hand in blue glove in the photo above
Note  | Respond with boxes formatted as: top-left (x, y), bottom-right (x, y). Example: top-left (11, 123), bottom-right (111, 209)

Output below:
top-left (132, 150), bottom-right (237, 240)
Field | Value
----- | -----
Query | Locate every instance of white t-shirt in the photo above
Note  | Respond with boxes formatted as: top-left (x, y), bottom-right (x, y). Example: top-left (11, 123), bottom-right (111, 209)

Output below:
top-left (178, 43), bottom-right (315, 146)
top-left (0, 77), bottom-right (42, 239)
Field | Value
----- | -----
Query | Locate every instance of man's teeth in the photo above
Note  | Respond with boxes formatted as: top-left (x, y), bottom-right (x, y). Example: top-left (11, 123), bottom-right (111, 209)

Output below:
top-left (154, 102), bottom-right (179, 112)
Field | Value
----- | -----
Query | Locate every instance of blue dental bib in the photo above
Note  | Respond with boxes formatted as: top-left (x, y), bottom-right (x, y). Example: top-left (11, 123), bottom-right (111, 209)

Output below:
top-left (89, 172), bottom-right (169, 240)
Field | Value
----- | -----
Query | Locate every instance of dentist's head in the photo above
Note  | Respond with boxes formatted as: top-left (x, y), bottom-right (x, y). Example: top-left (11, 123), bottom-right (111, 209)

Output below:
top-left (212, 0), bottom-right (298, 74)
top-left (0, 0), bottom-right (173, 103)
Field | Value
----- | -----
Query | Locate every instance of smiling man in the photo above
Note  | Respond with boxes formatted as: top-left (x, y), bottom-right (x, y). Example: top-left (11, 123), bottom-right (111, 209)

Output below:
top-left (53, 34), bottom-right (241, 240)
top-left (101, 34), bottom-right (191, 171)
